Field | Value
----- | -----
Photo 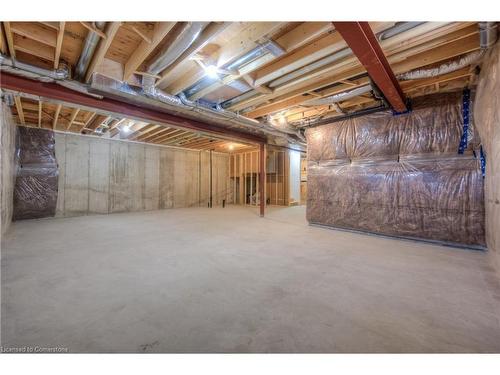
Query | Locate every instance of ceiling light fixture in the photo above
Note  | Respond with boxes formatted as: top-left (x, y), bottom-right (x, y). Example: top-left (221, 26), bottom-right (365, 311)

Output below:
top-left (121, 124), bottom-right (131, 134)
top-left (204, 64), bottom-right (219, 79)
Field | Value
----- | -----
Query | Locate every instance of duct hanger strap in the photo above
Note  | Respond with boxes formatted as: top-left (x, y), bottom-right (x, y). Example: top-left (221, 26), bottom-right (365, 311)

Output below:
top-left (458, 88), bottom-right (471, 154)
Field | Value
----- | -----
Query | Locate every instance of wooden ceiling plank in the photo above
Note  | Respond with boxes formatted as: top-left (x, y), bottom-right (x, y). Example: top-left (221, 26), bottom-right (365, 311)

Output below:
top-left (54, 22), bottom-right (65, 69)
top-left (3, 22), bottom-right (16, 58)
top-left (80, 22), bottom-right (107, 39)
top-left (9, 22), bottom-right (57, 48)
top-left (153, 129), bottom-right (191, 144)
top-left (123, 22), bottom-right (177, 81)
top-left (85, 22), bottom-right (122, 82)
top-left (0, 23), bottom-right (7, 54)
top-left (13, 34), bottom-right (55, 61)
top-left (66, 108), bottom-right (80, 130)
top-left (14, 96), bottom-right (25, 125)
top-left (131, 26), bottom-right (152, 44)
top-left (52, 104), bottom-right (62, 129)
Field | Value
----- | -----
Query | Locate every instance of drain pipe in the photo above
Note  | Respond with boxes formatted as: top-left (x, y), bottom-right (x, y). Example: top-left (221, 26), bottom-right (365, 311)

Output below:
top-left (75, 22), bottom-right (106, 80)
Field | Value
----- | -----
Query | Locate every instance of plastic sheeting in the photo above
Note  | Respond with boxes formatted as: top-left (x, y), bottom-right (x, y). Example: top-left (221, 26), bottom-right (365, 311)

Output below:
top-left (474, 42), bottom-right (500, 268)
top-left (13, 126), bottom-right (58, 220)
top-left (305, 92), bottom-right (485, 247)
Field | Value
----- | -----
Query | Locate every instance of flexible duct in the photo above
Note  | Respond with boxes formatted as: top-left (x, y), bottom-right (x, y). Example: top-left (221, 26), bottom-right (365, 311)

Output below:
top-left (75, 22), bottom-right (106, 80)
top-left (397, 50), bottom-right (485, 81)
top-left (398, 23), bottom-right (497, 81)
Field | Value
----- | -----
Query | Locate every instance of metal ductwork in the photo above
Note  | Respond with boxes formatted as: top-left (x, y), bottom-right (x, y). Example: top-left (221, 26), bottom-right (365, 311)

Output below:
top-left (303, 84), bottom-right (373, 106)
top-left (89, 74), bottom-right (303, 144)
top-left (0, 54), bottom-right (69, 81)
top-left (147, 22), bottom-right (209, 78)
top-left (268, 48), bottom-right (353, 89)
top-left (142, 22), bottom-right (209, 102)
top-left (75, 22), bottom-right (106, 80)
top-left (377, 22), bottom-right (426, 41)
top-left (479, 22), bottom-right (498, 49)
top-left (183, 40), bottom-right (286, 98)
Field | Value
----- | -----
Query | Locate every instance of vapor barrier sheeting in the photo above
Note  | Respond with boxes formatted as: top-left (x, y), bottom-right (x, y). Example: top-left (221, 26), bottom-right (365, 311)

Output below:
top-left (306, 92), bottom-right (485, 247)
top-left (13, 126), bottom-right (58, 220)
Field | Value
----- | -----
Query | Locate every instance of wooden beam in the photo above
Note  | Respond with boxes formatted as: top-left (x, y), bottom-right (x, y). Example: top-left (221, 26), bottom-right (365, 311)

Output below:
top-left (66, 108), bottom-right (80, 130)
top-left (85, 22), bottom-right (122, 82)
top-left (38, 101), bottom-right (42, 127)
top-left (52, 104), bottom-right (62, 129)
top-left (14, 96), bottom-right (25, 125)
top-left (8, 22), bottom-right (57, 48)
top-left (13, 34), bottom-right (55, 61)
top-left (80, 22), bottom-right (107, 39)
top-left (131, 26), bottom-right (152, 44)
top-left (155, 22), bottom-right (230, 87)
top-left (54, 22), bottom-right (65, 69)
top-left (3, 22), bottom-right (16, 58)
top-left (123, 22), bottom-right (176, 81)
top-left (0, 23), bottom-right (7, 54)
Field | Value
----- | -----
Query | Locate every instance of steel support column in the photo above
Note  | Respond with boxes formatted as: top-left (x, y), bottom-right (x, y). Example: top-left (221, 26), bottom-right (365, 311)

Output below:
top-left (332, 22), bottom-right (407, 112)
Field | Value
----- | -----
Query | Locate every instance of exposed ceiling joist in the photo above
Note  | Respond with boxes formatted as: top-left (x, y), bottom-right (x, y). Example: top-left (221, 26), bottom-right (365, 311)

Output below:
top-left (123, 22), bottom-right (177, 81)
top-left (332, 22), bottom-right (407, 112)
top-left (85, 22), bottom-right (122, 82)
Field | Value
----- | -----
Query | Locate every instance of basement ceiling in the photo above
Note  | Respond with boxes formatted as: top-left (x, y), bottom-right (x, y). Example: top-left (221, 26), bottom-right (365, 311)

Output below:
top-left (1, 21), bottom-right (482, 139)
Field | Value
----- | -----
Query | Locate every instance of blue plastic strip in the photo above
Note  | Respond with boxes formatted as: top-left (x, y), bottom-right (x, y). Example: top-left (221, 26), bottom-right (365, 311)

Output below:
top-left (480, 145), bottom-right (486, 178)
top-left (458, 88), bottom-right (471, 154)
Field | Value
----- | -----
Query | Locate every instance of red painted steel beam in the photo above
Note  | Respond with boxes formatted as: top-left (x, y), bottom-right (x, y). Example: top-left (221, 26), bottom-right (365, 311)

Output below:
top-left (0, 73), bottom-right (266, 144)
top-left (332, 22), bottom-right (407, 112)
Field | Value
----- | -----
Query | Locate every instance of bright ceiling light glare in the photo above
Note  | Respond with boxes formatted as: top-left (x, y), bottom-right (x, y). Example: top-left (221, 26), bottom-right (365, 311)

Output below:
top-left (121, 124), bottom-right (131, 134)
top-left (278, 115), bottom-right (286, 125)
top-left (204, 64), bottom-right (219, 79)
top-left (228, 144), bottom-right (235, 151)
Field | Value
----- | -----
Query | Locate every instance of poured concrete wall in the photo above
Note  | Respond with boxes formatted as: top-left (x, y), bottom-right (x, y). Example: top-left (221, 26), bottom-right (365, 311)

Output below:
top-left (1, 103), bottom-right (17, 236)
top-left (474, 42), bottom-right (500, 276)
top-left (55, 133), bottom-right (230, 217)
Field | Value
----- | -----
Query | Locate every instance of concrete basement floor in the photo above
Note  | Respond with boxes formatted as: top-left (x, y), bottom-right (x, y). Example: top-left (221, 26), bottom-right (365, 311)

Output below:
top-left (2, 206), bottom-right (500, 353)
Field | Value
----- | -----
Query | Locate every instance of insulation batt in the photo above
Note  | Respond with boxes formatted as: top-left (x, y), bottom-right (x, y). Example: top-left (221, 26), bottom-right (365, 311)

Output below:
top-left (305, 92), bottom-right (485, 247)
top-left (13, 127), bottom-right (58, 220)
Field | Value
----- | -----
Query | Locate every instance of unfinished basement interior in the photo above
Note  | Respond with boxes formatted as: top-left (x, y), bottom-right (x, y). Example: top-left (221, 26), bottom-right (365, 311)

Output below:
top-left (1, 19), bottom-right (500, 354)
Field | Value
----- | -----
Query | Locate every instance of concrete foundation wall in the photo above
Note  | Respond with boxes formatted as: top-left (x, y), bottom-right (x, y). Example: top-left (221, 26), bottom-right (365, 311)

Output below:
top-left (55, 133), bottom-right (230, 217)
top-left (474, 42), bottom-right (500, 277)
top-left (1, 103), bottom-right (17, 236)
